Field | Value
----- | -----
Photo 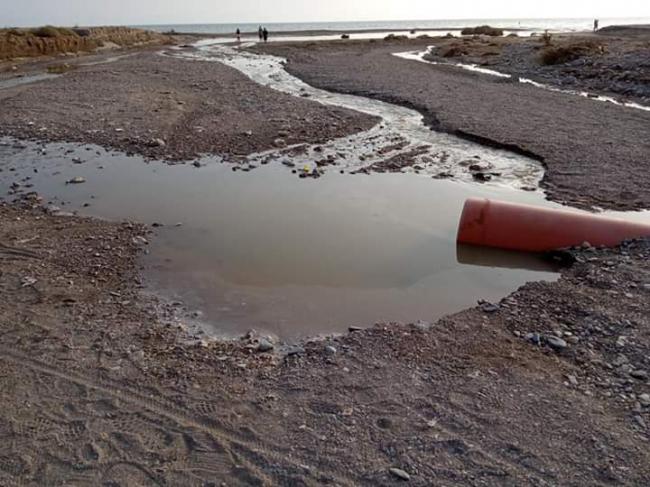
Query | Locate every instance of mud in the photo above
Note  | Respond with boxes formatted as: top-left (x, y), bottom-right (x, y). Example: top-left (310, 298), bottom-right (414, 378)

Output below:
top-left (0, 50), bottom-right (378, 161)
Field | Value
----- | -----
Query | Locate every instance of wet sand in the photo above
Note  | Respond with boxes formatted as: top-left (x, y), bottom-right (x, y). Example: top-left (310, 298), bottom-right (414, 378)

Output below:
top-left (0, 50), bottom-right (378, 161)
top-left (258, 38), bottom-right (650, 211)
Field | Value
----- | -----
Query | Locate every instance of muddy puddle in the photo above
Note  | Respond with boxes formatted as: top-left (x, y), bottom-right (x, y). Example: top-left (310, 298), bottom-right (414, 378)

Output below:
top-left (2, 44), bottom-right (647, 340)
top-left (1, 138), bottom-right (564, 339)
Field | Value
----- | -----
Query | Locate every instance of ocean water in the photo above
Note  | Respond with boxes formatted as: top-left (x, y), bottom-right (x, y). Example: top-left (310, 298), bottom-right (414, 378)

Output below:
top-left (137, 17), bottom-right (650, 35)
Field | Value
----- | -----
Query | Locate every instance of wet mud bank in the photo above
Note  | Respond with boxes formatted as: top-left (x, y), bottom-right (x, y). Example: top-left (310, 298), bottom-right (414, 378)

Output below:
top-left (0, 50), bottom-right (378, 161)
top-left (257, 40), bottom-right (650, 211)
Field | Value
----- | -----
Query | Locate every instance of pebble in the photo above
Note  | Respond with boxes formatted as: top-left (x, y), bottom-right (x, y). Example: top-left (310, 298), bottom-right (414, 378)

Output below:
top-left (193, 161), bottom-right (202, 168)
top-left (348, 326), bottom-right (363, 332)
top-left (324, 345), bottom-right (337, 355)
top-left (566, 374), bottom-right (579, 386)
top-left (630, 370), bottom-right (648, 380)
top-left (389, 468), bottom-right (411, 481)
top-left (414, 320), bottom-right (432, 331)
top-left (257, 339), bottom-right (274, 353)
top-left (66, 176), bottom-right (86, 184)
top-left (639, 393), bottom-right (650, 406)
top-left (545, 336), bottom-right (568, 350)
top-left (634, 415), bottom-right (647, 429)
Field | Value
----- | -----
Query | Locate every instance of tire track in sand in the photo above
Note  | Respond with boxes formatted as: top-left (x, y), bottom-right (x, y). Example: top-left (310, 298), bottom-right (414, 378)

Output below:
top-left (0, 346), bottom-right (354, 486)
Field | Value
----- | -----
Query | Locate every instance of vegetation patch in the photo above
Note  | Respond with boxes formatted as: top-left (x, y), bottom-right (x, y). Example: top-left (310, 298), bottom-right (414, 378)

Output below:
top-left (461, 26), bottom-right (504, 37)
top-left (539, 41), bottom-right (605, 65)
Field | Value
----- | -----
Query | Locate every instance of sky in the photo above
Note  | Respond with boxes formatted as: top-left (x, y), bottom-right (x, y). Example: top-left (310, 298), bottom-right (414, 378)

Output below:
top-left (1, 0), bottom-right (648, 27)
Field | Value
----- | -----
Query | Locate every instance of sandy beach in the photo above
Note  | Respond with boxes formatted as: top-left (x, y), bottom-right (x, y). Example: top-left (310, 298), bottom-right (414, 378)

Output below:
top-left (1, 24), bottom-right (650, 485)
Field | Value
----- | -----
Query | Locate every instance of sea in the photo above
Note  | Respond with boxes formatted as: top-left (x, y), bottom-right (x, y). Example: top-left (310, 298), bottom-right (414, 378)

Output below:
top-left (136, 17), bottom-right (650, 36)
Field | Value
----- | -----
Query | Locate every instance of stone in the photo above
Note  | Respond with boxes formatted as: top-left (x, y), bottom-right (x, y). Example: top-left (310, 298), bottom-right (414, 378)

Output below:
top-left (389, 468), bottom-right (411, 481)
top-left (324, 345), bottom-right (337, 355)
top-left (545, 336), bottom-right (568, 350)
top-left (525, 333), bottom-right (541, 345)
top-left (414, 320), bottom-right (432, 331)
top-left (66, 176), bottom-right (86, 184)
top-left (257, 339), bottom-right (274, 353)
top-left (151, 138), bottom-right (166, 147)
top-left (273, 138), bottom-right (287, 148)
top-left (630, 370), bottom-right (648, 380)
top-left (639, 393), bottom-right (650, 406)
top-left (479, 302), bottom-right (500, 313)
top-left (348, 326), bottom-right (363, 332)
top-left (132, 236), bottom-right (149, 246)
top-left (566, 374), bottom-right (579, 386)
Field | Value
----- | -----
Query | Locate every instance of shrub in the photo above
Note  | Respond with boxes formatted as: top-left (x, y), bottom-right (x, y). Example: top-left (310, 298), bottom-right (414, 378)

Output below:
top-left (539, 42), bottom-right (603, 65)
top-left (5, 28), bottom-right (26, 37)
top-left (31, 26), bottom-right (78, 38)
top-left (461, 25), bottom-right (504, 37)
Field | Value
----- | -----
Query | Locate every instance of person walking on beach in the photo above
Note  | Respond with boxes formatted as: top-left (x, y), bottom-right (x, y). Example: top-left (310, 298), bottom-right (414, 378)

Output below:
top-left (263, 27), bottom-right (269, 43)
top-left (236, 28), bottom-right (241, 42)
top-left (258, 26), bottom-right (263, 41)
top-left (593, 19), bottom-right (599, 32)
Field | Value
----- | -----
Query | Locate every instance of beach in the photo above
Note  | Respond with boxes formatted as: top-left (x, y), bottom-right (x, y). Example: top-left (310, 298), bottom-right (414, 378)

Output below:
top-left (1, 24), bottom-right (650, 485)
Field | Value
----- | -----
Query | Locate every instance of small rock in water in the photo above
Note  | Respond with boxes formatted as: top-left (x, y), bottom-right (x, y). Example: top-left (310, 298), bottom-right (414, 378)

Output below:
top-left (193, 161), bottom-right (202, 168)
top-left (66, 176), bottom-right (86, 184)
top-left (389, 468), bottom-right (411, 481)
top-left (479, 301), bottom-right (500, 313)
top-left (348, 326), bottom-right (363, 332)
top-left (545, 336), bottom-right (568, 351)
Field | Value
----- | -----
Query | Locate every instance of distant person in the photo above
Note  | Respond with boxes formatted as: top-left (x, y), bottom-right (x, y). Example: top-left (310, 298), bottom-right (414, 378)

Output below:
top-left (593, 19), bottom-right (599, 32)
top-left (258, 25), bottom-right (263, 41)
top-left (236, 28), bottom-right (241, 42)
top-left (263, 27), bottom-right (269, 43)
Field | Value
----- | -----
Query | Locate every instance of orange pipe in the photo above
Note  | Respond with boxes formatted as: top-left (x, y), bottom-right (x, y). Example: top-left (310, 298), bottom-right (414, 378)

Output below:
top-left (457, 198), bottom-right (650, 252)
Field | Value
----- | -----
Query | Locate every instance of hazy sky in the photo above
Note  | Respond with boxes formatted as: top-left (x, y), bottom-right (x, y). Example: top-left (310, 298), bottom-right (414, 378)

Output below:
top-left (2, 0), bottom-right (648, 27)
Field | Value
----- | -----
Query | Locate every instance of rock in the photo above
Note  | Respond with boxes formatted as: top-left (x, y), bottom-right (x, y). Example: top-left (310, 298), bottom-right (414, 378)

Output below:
top-left (545, 336), bottom-right (568, 350)
top-left (639, 394), bottom-right (650, 406)
top-left (341, 34), bottom-right (350, 39)
top-left (257, 339), bottom-right (274, 353)
top-left (66, 176), bottom-right (86, 184)
top-left (389, 468), bottom-right (411, 481)
top-left (273, 138), bottom-right (287, 148)
top-left (324, 345), bottom-right (337, 355)
top-left (285, 346), bottom-right (304, 357)
top-left (634, 415), bottom-right (647, 429)
top-left (566, 374), bottom-right (579, 386)
top-left (193, 161), bottom-right (202, 168)
top-left (630, 370), bottom-right (648, 380)
top-left (72, 157), bottom-right (84, 164)
top-left (150, 138), bottom-right (166, 147)
top-left (132, 236), bottom-right (149, 246)
top-left (472, 172), bottom-right (492, 182)
top-left (525, 333), bottom-right (542, 345)
top-left (479, 301), bottom-right (500, 313)
top-left (348, 326), bottom-right (363, 332)
top-left (414, 320), bottom-right (432, 331)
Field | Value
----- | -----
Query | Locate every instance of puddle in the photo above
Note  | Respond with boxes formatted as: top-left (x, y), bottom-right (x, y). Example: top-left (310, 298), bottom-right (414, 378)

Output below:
top-left (2, 45), bottom-right (647, 340)
top-left (394, 48), bottom-right (650, 112)
top-left (0, 139), bottom-right (562, 339)
top-left (0, 73), bottom-right (61, 90)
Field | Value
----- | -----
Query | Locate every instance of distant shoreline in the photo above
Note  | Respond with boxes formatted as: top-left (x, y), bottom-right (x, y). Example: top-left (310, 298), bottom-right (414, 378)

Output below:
top-left (164, 26), bottom-right (529, 38)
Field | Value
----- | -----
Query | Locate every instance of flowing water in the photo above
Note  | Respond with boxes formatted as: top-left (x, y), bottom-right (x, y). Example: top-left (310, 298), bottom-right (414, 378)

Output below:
top-left (2, 43), bottom-right (648, 339)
